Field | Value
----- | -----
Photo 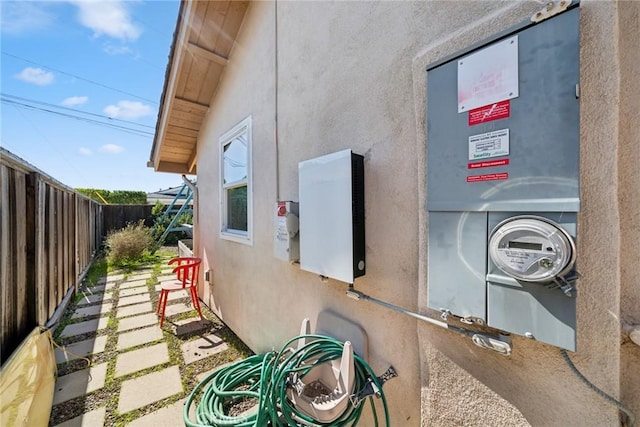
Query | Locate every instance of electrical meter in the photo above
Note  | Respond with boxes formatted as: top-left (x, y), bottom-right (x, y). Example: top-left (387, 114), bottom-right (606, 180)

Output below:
top-left (488, 216), bottom-right (576, 283)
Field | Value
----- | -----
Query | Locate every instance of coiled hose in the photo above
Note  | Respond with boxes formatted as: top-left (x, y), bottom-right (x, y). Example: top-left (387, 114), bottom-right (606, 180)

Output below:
top-left (184, 334), bottom-right (390, 426)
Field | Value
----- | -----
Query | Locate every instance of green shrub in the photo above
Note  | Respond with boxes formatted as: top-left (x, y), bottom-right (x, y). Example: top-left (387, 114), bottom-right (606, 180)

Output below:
top-left (76, 188), bottom-right (147, 204)
top-left (106, 221), bottom-right (155, 266)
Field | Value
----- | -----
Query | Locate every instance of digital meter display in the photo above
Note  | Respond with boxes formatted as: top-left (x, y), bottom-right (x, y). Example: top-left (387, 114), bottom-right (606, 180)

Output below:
top-left (508, 241), bottom-right (542, 251)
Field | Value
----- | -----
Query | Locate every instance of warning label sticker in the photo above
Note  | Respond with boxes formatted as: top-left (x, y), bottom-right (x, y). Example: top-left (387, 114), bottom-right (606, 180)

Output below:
top-left (468, 100), bottom-right (510, 126)
top-left (468, 159), bottom-right (510, 169)
top-left (466, 172), bottom-right (509, 183)
top-left (468, 129), bottom-right (509, 161)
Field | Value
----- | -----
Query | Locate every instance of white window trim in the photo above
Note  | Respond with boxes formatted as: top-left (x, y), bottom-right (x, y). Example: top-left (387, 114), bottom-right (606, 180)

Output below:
top-left (219, 116), bottom-right (253, 245)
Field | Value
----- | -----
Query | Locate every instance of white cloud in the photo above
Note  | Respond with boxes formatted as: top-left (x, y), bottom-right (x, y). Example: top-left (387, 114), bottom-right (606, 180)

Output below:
top-left (103, 100), bottom-right (152, 120)
top-left (79, 147), bottom-right (93, 156)
top-left (69, 0), bottom-right (141, 41)
top-left (0, 3), bottom-right (54, 35)
top-left (62, 96), bottom-right (89, 107)
top-left (100, 144), bottom-right (124, 154)
top-left (15, 67), bottom-right (55, 86)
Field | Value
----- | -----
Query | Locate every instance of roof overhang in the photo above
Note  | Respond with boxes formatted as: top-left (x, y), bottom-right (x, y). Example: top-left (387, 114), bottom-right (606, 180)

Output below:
top-left (149, 0), bottom-right (249, 174)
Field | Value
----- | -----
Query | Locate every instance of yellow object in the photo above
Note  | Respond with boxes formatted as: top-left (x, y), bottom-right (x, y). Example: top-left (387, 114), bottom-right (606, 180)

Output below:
top-left (94, 191), bottom-right (109, 205)
top-left (1, 327), bottom-right (56, 427)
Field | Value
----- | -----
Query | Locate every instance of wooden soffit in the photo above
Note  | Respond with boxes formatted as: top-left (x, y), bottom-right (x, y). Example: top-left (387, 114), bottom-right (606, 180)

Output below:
top-left (149, 0), bottom-right (249, 174)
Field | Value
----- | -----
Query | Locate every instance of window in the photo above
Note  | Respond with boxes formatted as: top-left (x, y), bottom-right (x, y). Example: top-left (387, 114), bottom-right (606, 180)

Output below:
top-left (220, 116), bottom-right (252, 244)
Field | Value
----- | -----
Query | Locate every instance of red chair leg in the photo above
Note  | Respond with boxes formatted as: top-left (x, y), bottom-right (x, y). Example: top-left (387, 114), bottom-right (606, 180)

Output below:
top-left (190, 287), bottom-right (203, 320)
top-left (156, 290), bottom-right (164, 314)
top-left (159, 290), bottom-right (169, 327)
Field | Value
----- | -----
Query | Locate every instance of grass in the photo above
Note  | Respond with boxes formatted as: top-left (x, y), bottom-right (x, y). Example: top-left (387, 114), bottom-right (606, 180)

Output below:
top-left (49, 248), bottom-right (252, 427)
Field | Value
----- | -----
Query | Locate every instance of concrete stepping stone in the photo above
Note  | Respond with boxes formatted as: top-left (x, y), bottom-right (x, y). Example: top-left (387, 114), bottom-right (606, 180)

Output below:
top-left (157, 275), bottom-right (177, 283)
top-left (105, 281), bottom-right (116, 291)
top-left (118, 366), bottom-right (182, 414)
top-left (166, 289), bottom-right (190, 301)
top-left (55, 336), bottom-right (108, 364)
top-left (60, 317), bottom-right (109, 338)
top-left (118, 293), bottom-right (151, 307)
top-left (76, 292), bottom-right (112, 306)
top-left (127, 400), bottom-right (187, 427)
top-left (53, 362), bottom-right (107, 405)
top-left (163, 302), bottom-right (195, 318)
top-left (72, 303), bottom-right (112, 319)
top-left (106, 273), bottom-right (125, 281)
top-left (117, 325), bottom-right (164, 351)
top-left (115, 342), bottom-right (169, 378)
top-left (54, 406), bottom-right (106, 427)
top-left (120, 286), bottom-right (150, 298)
top-left (120, 279), bottom-right (149, 290)
top-left (154, 283), bottom-right (190, 293)
top-left (127, 272), bottom-right (152, 282)
top-left (182, 334), bottom-right (228, 364)
top-left (172, 318), bottom-right (212, 337)
top-left (117, 313), bottom-right (159, 332)
top-left (117, 302), bottom-right (153, 318)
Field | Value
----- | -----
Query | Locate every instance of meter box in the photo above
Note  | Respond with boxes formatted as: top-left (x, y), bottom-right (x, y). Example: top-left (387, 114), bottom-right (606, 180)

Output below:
top-left (299, 149), bottom-right (365, 284)
top-left (274, 201), bottom-right (299, 261)
top-left (425, 5), bottom-right (580, 350)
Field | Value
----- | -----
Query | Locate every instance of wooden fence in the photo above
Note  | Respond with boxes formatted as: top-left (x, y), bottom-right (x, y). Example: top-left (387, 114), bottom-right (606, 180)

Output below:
top-left (1, 149), bottom-right (103, 363)
top-left (102, 204), bottom-right (154, 235)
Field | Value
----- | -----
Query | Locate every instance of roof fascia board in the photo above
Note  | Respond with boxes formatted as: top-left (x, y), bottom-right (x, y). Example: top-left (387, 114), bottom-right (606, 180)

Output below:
top-left (151, 0), bottom-right (195, 170)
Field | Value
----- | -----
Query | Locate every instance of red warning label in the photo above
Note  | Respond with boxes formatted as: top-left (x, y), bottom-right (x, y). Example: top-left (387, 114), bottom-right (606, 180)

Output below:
top-left (468, 100), bottom-right (510, 126)
top-left (467, 172), bottom-right (509, 183)
top-left (468, 159), bottom-right (510, 169)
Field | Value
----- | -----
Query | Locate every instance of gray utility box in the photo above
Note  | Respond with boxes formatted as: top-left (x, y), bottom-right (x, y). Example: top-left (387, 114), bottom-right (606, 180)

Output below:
top-left (426, 5), bottom-right (580, 351)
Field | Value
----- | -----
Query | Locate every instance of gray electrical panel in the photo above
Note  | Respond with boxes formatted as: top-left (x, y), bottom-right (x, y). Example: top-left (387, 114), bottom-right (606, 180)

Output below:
top-left (426, 6), bottom-right (580, 350)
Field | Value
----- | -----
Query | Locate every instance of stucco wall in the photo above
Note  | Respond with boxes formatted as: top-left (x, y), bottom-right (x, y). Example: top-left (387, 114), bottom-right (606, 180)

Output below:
top-left (192, 1), bottom-right (638, 425)
top-left (618, 0), bottom-right (640, 421)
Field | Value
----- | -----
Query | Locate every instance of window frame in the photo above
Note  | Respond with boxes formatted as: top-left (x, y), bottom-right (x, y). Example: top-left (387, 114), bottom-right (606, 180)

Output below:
top-left (219, 116), bottom-right (253, 245)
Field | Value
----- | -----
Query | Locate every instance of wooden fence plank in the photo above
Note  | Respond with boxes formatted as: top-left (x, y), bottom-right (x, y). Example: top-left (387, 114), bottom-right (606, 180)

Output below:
top-left (56, 190), bottom-right (63, 307)
top-left (47, 186), bottom-right (56, 316)
top-left (14, 171), bottom-right (28, 334)
top-left (35, 178), bottom-right (48, 325)
top-left (0, 165), bottom-right (13, 363)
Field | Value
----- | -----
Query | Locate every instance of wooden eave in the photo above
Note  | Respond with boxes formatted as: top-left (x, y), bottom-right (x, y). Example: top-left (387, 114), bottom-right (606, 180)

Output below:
top-left (149, 0), bottom-right (249, 174)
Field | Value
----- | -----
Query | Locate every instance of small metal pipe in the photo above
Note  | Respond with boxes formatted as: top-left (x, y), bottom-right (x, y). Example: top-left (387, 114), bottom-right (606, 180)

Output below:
top-left (346, 289), bottom-right (467, 336)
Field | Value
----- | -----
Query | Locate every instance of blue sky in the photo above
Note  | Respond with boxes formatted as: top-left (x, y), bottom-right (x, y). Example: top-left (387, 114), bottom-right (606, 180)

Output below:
top-left (1, 0), bottom-right (184, 192)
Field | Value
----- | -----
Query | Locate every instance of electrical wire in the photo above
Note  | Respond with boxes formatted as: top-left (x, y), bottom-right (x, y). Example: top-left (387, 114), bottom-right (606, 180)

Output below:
top-left (184, 334), bottom-right (390, 427)
top-left (1, 93), bottom-right (154, 129)
top-left (1, 98), bottom-right (154, 138)
top-left (560, 349), bottom-right (636, 427)
top-left (2, 51), bottom-right (159, 105)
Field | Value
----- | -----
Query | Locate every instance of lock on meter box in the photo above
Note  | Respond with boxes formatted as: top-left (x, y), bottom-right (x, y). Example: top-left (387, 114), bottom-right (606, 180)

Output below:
top-left (488, 216), bottom-right (576, 283)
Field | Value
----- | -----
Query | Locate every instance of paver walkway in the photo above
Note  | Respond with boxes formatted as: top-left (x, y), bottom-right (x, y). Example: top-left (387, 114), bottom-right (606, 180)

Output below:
top-left (49, 255), bottom-right (251, 426)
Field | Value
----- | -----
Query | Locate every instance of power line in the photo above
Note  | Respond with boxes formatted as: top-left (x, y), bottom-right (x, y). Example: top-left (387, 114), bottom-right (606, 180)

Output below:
top-left (2, 93), bottom-right (155, 129)
top-left (1, 97), bottom-right (154, 138)
top-left (2, 51), bottom-right (159, 105)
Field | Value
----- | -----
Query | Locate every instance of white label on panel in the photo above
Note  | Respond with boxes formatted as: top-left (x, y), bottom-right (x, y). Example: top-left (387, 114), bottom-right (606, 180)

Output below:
top-left (458, 36), bottom-right (519, 113)
top-left (468, 129), bottom-right (509, 160)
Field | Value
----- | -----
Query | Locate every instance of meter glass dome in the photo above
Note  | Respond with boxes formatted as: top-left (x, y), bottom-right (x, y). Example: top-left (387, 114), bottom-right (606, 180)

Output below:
top-left (488, 216), bottom-right (576, 282)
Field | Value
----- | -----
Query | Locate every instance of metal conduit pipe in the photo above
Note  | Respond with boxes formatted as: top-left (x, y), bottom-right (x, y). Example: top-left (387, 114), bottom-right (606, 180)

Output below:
top-left (345, 287), bottom-right (512, 356)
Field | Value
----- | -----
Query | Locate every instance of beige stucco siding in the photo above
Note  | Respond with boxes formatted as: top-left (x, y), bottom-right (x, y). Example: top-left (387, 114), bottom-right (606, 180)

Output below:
top-left (191, 1), bottom-right (639, 425)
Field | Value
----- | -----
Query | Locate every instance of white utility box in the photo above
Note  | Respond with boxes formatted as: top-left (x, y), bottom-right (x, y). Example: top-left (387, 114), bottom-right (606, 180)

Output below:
top-left (274, 201), bottom-right (299, 261)
top-left (298, 149), bottom-right (365, 284)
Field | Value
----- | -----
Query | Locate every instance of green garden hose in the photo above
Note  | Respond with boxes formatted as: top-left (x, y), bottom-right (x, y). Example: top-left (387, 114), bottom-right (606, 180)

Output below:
top-left (184, 334), bottom-right (390, 427)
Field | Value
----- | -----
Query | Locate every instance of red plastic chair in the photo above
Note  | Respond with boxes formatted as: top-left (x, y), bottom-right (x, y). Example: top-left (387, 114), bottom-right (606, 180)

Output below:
top-left (157, 257), bottom-right (203, 327)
